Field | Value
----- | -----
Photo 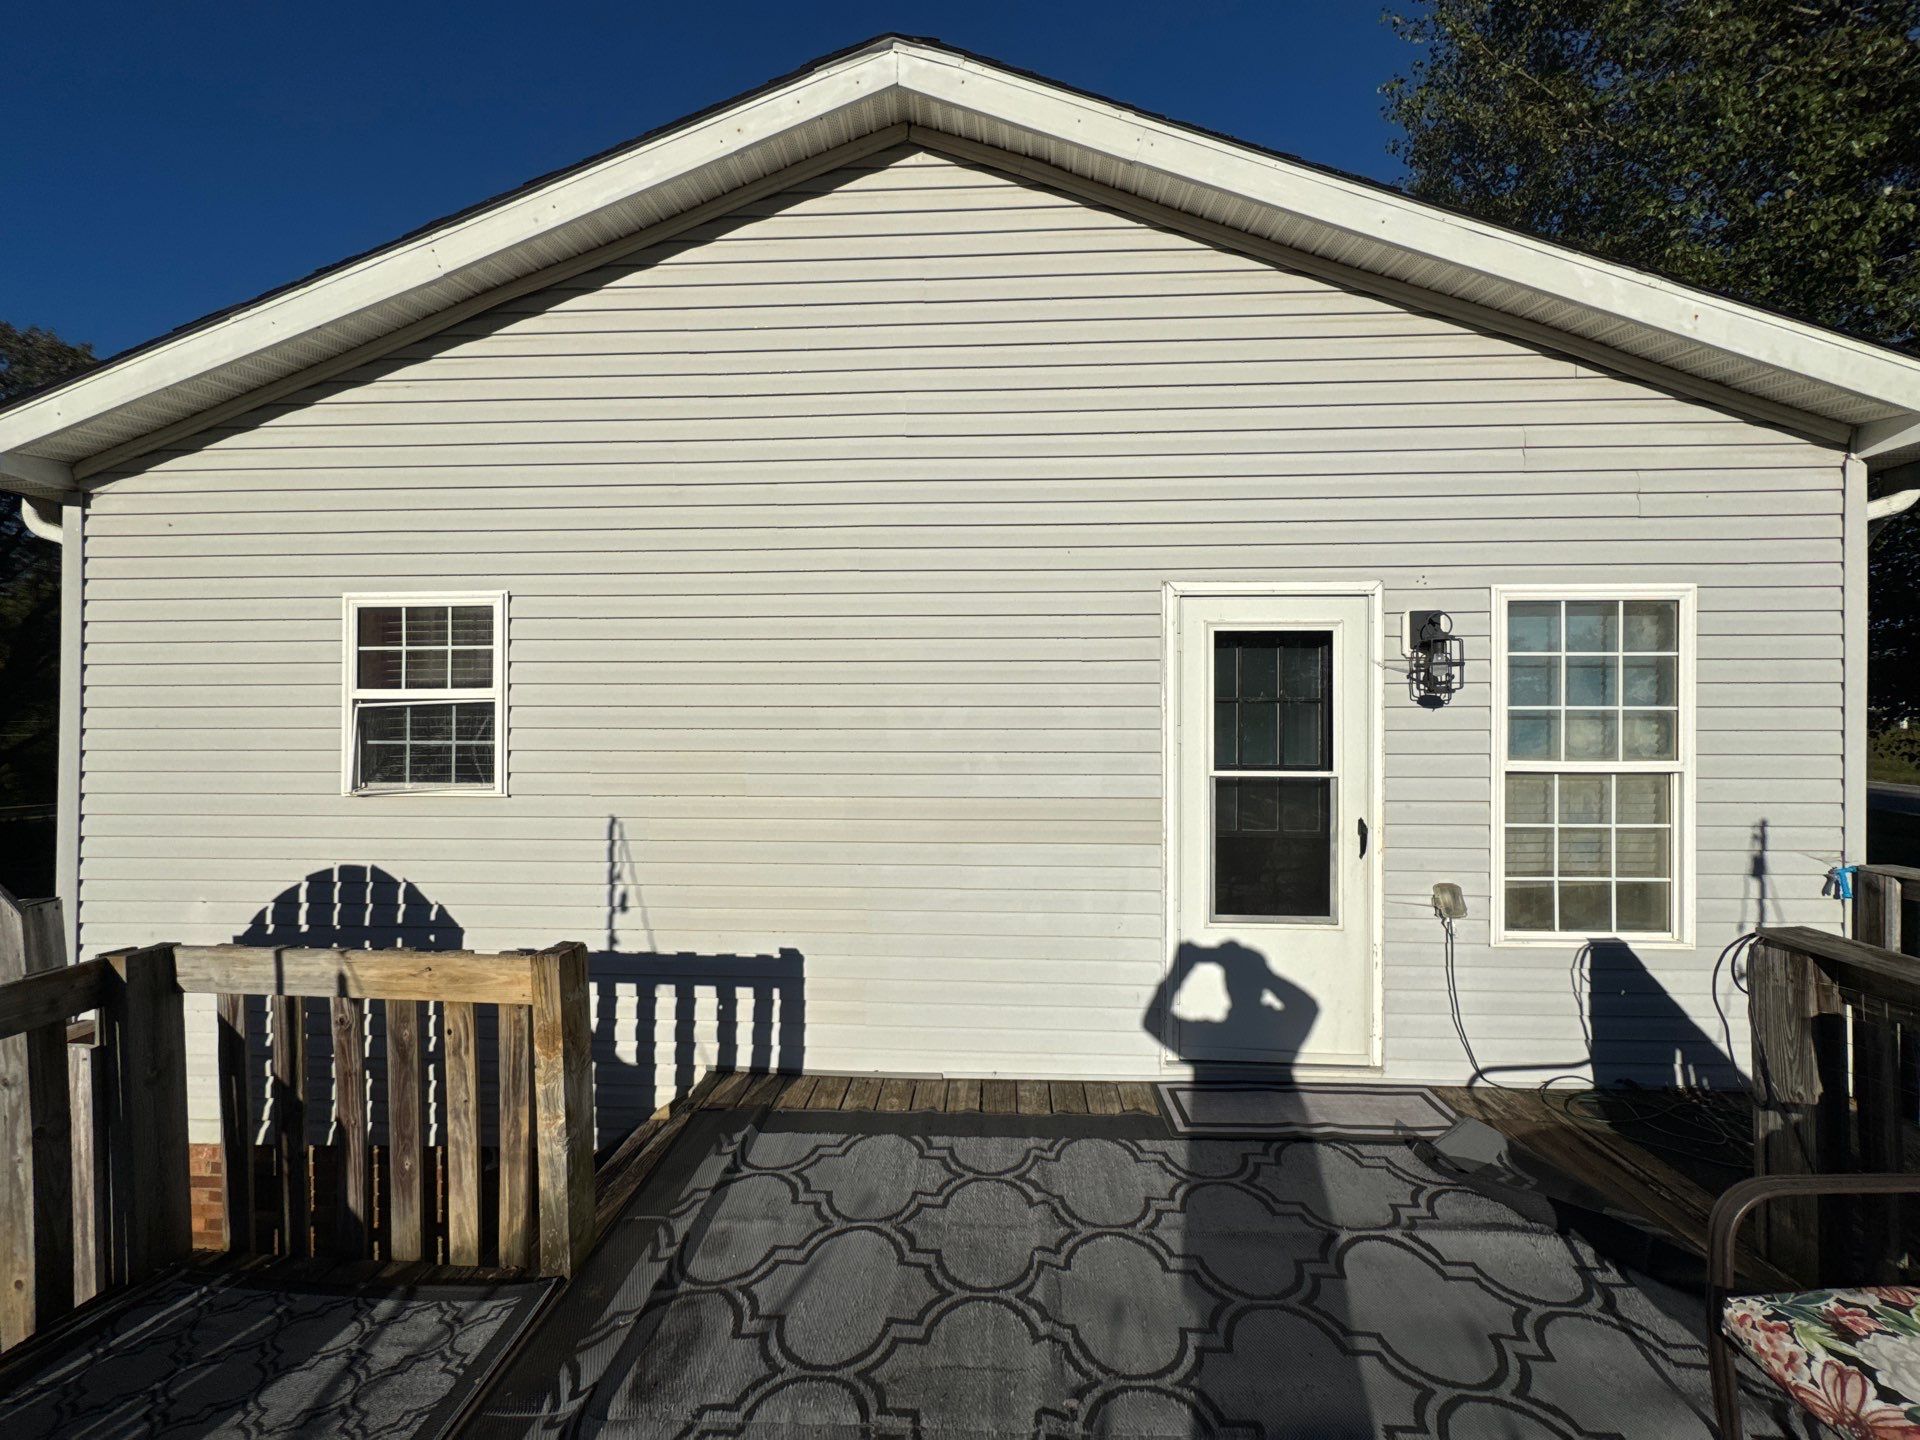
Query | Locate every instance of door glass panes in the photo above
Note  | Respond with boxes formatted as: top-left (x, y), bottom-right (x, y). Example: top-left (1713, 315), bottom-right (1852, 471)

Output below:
top-left (1502, 773), bottom-right (1674, 934)
top-left (1214, 631), bottom-right (1331, 770)
top-left (1215, 778), bottom-right (1332, 919)
top-left (1211, 630), bottom-right (1335, 920)
top-left (1506, 599), bottom-right (1678, 762)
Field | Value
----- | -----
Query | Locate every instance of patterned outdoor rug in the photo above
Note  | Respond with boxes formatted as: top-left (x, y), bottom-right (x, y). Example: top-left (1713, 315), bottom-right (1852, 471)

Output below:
top-left (473, 1109), bottom-right (1814, 1439)
top-left (1157, 1081), bottom-right (1460, 1140)
top-left (0, 1268), bottom-right (551, 1438)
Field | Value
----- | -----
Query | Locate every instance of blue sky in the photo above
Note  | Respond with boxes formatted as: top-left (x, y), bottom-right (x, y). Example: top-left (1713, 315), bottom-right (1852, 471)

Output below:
top-left (4, 2), bottom-right (1418, 358)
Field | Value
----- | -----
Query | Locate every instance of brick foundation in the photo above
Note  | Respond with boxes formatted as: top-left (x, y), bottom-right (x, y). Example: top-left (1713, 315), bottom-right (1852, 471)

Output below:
top-left (186, 1140), bottom-right (466, 1259)
top-left (189, 1142), bottom-right (226, 1249)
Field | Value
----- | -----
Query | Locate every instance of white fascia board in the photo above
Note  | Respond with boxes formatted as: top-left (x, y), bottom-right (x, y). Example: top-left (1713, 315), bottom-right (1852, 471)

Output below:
top-left (0, 45), bottom-right (903, 458)
top-left (0, 451), bottom-right (75, 501)
top-left (895, 44), bottom-right (1920, 419)
top-left (1856, 414), bottom-right (1920, 467)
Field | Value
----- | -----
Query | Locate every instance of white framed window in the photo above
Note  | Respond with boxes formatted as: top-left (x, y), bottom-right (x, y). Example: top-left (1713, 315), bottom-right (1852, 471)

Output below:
top-left (341, 593), bottom-right (506, 795)
top-left (1492, 586), bottom-right (1694, 945)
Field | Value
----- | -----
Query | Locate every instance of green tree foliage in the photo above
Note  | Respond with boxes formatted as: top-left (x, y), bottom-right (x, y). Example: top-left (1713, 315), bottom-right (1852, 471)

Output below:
top-left (0, 323), bottom-right (95, 894)
top-left (1384, 0), bottom-right (1920, 721)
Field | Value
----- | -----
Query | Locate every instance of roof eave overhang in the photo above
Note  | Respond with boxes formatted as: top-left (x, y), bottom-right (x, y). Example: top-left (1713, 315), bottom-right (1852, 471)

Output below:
top-left (4, 35), bottom-right (1918, 496)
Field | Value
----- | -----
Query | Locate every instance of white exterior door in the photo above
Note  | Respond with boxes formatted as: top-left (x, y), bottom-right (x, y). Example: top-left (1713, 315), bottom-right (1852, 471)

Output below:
top-left (1166, 589), bottom-right (1379, 1067)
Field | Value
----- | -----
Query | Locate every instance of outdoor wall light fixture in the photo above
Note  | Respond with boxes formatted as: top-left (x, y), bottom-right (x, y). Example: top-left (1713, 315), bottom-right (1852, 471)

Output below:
top-left (1408, 610), bottom-right (1463, 706)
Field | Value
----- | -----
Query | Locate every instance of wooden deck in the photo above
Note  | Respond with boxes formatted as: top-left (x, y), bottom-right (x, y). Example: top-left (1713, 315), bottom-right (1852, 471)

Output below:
top-left (594, 1070), bottom-right (1756, 1277)
top-left (712, 1071), bottom-right (1162, 1118)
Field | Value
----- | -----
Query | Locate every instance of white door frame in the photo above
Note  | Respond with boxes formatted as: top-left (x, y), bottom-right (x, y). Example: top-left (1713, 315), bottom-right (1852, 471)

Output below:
top-left (1159, 579), bottom-right (1387, 1071)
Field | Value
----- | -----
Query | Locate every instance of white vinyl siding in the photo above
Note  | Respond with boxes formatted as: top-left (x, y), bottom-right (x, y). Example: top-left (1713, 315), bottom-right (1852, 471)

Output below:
top-left (71, 144), bottom-right (1849, 1139)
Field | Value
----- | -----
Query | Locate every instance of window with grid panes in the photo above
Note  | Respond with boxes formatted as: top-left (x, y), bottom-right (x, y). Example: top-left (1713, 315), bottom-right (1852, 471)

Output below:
top-left (1500, 596), bottom-right (1685, 938)
top-left (345, 596), bottom-right (503, 792)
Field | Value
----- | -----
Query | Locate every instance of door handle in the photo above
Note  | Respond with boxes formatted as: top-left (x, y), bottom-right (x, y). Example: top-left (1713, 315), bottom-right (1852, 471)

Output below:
top-left (1357, 817), bottom-right (1369, 858)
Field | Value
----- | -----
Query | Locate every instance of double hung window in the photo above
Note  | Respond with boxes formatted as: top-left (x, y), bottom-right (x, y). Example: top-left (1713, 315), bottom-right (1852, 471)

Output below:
top-left (344, 594), bottom-right (505, 794)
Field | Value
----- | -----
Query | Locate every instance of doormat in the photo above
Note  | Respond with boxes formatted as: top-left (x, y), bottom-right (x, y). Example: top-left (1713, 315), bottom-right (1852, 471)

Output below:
top-left (1156, 1081), bottom-right (1458, 1139)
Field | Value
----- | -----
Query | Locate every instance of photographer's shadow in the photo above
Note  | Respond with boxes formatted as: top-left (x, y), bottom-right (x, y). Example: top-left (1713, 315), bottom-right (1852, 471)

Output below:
top-left (1144, 939), bottom-right (1320, 1076)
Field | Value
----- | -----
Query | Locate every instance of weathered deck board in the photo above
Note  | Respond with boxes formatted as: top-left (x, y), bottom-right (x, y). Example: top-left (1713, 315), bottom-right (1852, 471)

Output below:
top-left (807, 1076), bottom-right (851, 1111)
top-left (842, 1077), bottom-right (883, 1111)
top-left (753, 1074), bottom-right (790, 1105)
top-left (983, 1079), bottom-right (1018, 1115)
top-left (771, 1075), bottom-right (817, 1110)
top-left (330, 999), bottom-right (370, 1260)
top-left (444, 1002), bottom-right (481, 1268)
top-left (946, 1079), bottom-right (981, 1113)
top-left (385, 1001), bottom-right (425, 1264)
top-left (1437, 1085), bottom-right (1787, 1288)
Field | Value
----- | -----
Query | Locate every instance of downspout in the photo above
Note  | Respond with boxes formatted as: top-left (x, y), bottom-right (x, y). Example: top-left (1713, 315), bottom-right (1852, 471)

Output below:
top-left (18, 494), bottom-right (63, 544)
top-left (1868, 488), bottom-right (1920, 539)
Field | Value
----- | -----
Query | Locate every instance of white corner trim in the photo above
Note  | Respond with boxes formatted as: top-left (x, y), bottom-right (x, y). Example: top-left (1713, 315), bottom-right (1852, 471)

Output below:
top-left (1844, 455), bottom-right (1869, 914)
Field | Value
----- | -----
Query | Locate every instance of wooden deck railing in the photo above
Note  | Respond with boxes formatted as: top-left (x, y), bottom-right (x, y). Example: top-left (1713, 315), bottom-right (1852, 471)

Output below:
top-left (1749, 864), bottom-right (1920, 1281)
top-left (177, 940), bottom-right (596, 1279)
top-left (0, 900), bottom-right (596, 1351)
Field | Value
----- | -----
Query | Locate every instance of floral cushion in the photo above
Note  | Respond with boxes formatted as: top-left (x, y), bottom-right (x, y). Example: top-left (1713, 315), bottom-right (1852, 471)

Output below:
top-left (1725, 1288), bottom-right (1920, 1437)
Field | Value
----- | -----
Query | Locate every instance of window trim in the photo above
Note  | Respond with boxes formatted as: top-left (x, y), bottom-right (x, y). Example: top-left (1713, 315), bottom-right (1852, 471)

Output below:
top-left (340, 591), bottom-right (508, 797)
top-left (1490, 584), bottom-right (1696, 948)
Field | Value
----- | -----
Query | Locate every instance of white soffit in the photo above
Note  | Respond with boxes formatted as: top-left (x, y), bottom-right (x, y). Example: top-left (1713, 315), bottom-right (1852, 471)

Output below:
top-left (4, 35), bottom-right (1919, 496)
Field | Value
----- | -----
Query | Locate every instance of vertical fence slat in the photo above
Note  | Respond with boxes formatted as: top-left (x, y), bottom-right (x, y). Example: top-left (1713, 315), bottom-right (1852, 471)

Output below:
top-left (99, 944), bottom-right (190, 1286)
top-left (216, 994), bottom-right (254, 1253)
top-left (68, 1024), bottom-right (108, 1304)
top-left (385, 1000), bottom-right (425, 1263)
top-left (532, 943), bottom-right (594, 1278)
top-left (445, 1001), bottom-right (481, 1267)
top-left (18, 901), bottom-right (71, 1330)
top-left (271, 995), bottom-right (308, 1259)
top-left (0, 891), bottom-right (73, 1343)
top-left (498, 1004), bottom-right (536, 1272)
top-left (331, 998), bottom-right (369, 1259)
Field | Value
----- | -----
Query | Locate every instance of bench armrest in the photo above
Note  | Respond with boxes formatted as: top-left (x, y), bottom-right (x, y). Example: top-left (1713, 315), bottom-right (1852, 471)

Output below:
top-left (1709, 1173), bottom-right (1920, 1294)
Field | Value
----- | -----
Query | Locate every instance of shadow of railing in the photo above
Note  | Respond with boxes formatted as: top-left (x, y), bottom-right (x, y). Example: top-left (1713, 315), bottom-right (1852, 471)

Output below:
top-left (588, 948), bottom-right (806, 1146)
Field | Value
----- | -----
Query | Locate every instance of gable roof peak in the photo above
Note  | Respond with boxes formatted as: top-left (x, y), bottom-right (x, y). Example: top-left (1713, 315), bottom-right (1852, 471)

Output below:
top-left (5, 33), bottom-right (1918, 494)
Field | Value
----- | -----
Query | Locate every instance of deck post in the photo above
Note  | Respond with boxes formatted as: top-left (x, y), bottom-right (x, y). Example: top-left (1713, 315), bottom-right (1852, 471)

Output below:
top-left (531, 942), bottom-right (593, 1278)
top-left (1748, 936), bottom-right (1851, 1280)
top-left (98, 944), bottom-right (190, 1285)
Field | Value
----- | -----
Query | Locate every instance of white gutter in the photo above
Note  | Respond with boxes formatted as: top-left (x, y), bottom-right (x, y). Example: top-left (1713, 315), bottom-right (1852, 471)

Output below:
top-left (17, 495), bottom-right (62, 545)
top-left (1869, 487), bottom-right (1920, 538)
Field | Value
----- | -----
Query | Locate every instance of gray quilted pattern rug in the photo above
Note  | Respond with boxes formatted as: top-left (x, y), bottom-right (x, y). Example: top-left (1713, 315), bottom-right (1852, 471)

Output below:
top-left (0, 1269), bottom-right (550, 1438)
top-left (474, 1110), bottom-right (1814, 1439)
